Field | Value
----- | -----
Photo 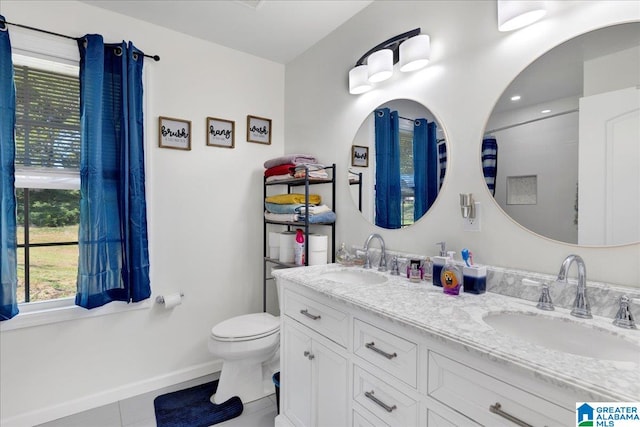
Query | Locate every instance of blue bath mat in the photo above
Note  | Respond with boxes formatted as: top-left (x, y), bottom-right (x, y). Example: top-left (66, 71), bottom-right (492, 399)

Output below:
top-left (154, 380), bottom-right (243, 427)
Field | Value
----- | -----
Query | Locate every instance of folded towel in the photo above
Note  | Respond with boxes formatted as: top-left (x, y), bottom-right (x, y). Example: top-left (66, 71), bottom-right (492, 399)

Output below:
top-left (295, 204), bottom-right (331, 215)
top-left (264, 154), bottom-right (318, 169)
top-left (264, 211), bottom-right (299, 222)
top-left (265, 163), bottom-right (295, 177)
top-left (265, 193), bottom-right (321, 205)
top-left (265, 202), bottom-right (308, 214)
top-left (293, 169), bottom-right (329, 179)
top-left (298, 211), bottom-right (336, 224)
top-left (266, 174), bottom-right (294, 183)
top-left (293, 163), bottom-right (326, 171)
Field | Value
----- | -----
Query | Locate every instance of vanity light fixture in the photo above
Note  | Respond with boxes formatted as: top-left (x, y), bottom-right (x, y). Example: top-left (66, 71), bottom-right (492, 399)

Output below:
top-left (367, 48), bottom-right (394, 82)
top-left (497, 0), bottom-right (547, 32)
top-left (510, 95), bottom-right (521, 101)
top-left (348, 28), bottom-right (430, 95)
top-left (541, 109), bottom-right (551, 114)
top-left (399, 34), bottom-right (431, 72)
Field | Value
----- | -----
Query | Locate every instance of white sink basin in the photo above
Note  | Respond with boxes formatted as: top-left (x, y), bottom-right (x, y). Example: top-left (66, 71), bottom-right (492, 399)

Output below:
top-left (321, 269), bottom-right (387, 285)
top-left (484, 312), bottom-right (640, 362)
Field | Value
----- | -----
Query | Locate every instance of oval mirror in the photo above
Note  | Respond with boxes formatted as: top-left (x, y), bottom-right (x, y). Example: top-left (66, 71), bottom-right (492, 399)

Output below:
top-left (350, 99), bottom-right (447, 229)
top-left (483, 23), bottom-right (640, 246)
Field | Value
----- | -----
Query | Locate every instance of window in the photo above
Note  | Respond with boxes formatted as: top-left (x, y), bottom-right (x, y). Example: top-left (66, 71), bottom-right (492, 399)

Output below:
top-left (13, 56), bottom-right (81, 304)
top-left (399, 126), bottom-right (415, 227)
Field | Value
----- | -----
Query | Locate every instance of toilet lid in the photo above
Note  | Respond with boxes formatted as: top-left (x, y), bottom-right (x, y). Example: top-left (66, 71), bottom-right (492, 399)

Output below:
top-left (211, 313), bottom-right (280, 341)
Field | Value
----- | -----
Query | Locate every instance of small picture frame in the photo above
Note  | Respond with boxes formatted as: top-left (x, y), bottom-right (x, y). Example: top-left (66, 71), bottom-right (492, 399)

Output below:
top-left (159, 116), bottom-right (191, 150)
top-left (351, 145), bottom-right (369, 167)
top-left (206, 117), bottom-right (235, 148)
top-left (247, 115), bottom-right (272, 145)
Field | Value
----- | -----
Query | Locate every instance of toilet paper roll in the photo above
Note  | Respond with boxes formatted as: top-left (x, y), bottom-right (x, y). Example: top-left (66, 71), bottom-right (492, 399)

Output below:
top-left (162, 293), bottom-right (182, 309)
top-left (268, 232), bottom-right (280, 248)
top-left (308, 250), bottom-right (328, 266)
top-left (269, 246), bottom-right (280, 259)
top-left (308, 234), bottom-right (328, 252)
top-left (269, 232), bottom-right (281, 258)
top-left (279, 231), bottom-right (295, 263)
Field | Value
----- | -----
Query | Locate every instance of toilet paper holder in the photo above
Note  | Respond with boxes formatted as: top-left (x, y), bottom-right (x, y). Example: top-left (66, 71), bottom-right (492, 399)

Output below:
top-left (155, 292), bottom-right (184, 304)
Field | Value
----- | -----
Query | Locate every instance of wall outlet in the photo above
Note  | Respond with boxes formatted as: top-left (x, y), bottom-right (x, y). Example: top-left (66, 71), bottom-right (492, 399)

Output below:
top-left (462, 202), bottom-right (481, 232)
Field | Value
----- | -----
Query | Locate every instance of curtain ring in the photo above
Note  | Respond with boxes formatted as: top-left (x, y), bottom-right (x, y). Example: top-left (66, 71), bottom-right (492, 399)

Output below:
top-left (376, 110), bottom-right (385, 117)
top-left (414, 120), bottom-right (421, 127)
top-left (114, 47), bottom-right (123, 57)
top-left (82, 38), bottom-right (88, 49)
top-left (0, 20), bottom-right (7, 32)
top-left (132, 52), bottom-right (139, 61)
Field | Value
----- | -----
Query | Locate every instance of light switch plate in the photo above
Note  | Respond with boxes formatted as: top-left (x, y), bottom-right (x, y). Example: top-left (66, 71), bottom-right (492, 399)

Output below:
top-left (462, 202), bottom-right (481, 232)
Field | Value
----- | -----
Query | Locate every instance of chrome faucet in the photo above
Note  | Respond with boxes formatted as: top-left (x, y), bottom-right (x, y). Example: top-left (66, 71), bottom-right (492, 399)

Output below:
top-left (556, 254), bottom-right (592, 319)
top-left (363, 233), bottom-right (387, 271)
top-left (613, 295), bottom-right (637, 329)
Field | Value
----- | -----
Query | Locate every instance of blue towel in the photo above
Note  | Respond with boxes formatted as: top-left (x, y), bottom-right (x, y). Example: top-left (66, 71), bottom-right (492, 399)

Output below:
top-left (265, 202), bottom-right (308, 214)
top-left (298, 211), bottom-right (336, 224)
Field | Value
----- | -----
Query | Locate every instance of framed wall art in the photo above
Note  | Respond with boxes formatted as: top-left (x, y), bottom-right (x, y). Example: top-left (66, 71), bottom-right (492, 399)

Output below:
top-left (351, 145), bottom-right (369, 167)
top-left (206, 117), bottom-right (235, 148)
top-left (159, 116), bottom-right (191, 150)
top-left (246, 115), bottom-right (271, 145)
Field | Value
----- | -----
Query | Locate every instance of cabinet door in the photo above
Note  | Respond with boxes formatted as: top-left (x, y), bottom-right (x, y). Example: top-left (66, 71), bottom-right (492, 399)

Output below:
top-left (313, 339), bottom-right (348, 427)
top-left (283, 321), bottom-right (313, 427)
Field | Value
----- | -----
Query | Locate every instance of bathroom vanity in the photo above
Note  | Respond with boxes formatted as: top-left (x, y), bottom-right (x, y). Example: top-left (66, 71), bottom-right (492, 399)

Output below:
top-left (273, 264), bottom-right (640, 427)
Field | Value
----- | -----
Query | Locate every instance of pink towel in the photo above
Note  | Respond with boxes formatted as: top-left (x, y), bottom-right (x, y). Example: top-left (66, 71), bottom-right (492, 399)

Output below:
top-left (264, 154), bottom-right (317, 169)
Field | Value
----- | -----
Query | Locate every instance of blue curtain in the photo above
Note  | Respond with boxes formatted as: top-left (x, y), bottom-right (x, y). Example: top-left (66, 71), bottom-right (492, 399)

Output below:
top-left (482, 136), bottom-right (498, 196)
top-left (76, 34), bottom-right (150, 309)
top-left (438, 141), bottom-right (447, 190)
top-left (374, 108), bottom-right (401, 229)
top-left (412, 119), bottom-right (438, 221)
top-left (0, 17), bottom-right (18, 320)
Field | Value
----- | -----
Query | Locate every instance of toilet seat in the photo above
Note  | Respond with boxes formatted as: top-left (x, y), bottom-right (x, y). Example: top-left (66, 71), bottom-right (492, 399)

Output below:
top-left (211, 312), bottom-right (280, 342)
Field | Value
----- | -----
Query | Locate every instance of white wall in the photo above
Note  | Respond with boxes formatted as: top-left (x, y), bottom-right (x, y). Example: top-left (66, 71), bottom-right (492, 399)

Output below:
top-left (488, 101), bottom-right (579, 244)
top-left (0, 1), bottom-right (284, 425)
top-left (285, 1), bottom-right (639, 285)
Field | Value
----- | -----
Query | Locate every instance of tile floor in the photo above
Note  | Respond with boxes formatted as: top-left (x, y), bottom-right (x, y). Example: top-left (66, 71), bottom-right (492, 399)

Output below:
top-left (36, 374), bottom-right (278, 427)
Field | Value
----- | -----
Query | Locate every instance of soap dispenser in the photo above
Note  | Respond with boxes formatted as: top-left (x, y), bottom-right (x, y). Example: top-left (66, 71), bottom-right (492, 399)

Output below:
top-left (432, 242), bottom-right (447, 287)
top-left (441, 251), bottom-right (462, 295)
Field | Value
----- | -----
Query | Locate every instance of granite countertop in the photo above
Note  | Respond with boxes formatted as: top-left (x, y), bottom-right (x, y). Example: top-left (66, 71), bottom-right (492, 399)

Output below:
top-left (273, 263), bottom-right (640, 402)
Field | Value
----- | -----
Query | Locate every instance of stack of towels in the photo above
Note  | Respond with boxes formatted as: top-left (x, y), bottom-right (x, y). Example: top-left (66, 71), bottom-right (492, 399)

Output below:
top-left (264, 193), bottom-right (336, 224)
top-left (264, 154), bottom-right (329, 182)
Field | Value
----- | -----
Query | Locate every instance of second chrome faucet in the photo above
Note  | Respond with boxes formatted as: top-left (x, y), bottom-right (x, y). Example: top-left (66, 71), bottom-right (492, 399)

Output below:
top-left (556, 254), bottom-right (592, 319)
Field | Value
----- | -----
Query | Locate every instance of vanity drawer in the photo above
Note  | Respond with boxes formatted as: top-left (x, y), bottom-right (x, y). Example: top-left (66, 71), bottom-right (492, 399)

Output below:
top-left (353, 319), bottom-right (418, 388)
top-left (353, 406), bottom-right (389, 427)
top-left (353, 365), bottom-right (418, 427)
top-left (283, 289), bottom-right (348, 347)
top-left (427, 351), bottom-right (573, 427)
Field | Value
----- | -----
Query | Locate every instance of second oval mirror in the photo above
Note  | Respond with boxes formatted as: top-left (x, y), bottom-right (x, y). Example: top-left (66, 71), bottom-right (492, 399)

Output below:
top-left (350, 99), bottom-right (447, 229)
top-left (482, 23), bottom-right (639, 246)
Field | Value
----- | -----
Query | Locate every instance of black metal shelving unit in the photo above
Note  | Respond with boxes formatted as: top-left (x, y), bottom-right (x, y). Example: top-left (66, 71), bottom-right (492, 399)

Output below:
top-left (262, 164), bottom-right (336, 312)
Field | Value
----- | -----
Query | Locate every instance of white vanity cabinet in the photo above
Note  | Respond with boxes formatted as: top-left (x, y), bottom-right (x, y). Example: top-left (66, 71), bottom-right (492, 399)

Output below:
top-left (281, 289), bottom-right (349, 427)
top-left (277, 280), bottom-right (577, 427)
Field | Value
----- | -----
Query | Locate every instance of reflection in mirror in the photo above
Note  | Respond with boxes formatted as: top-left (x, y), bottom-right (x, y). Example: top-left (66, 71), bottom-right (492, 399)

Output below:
top-left (483, 23), bottom-right (640, 246)
top-left (350, 100), bottom-right (446, 229)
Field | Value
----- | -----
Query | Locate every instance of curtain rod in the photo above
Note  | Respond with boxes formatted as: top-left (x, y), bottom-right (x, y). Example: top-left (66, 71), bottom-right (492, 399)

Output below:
top-left (1, 19), bottom-right (160, 62)
top-left (485, 108), bottom-right (578, 134)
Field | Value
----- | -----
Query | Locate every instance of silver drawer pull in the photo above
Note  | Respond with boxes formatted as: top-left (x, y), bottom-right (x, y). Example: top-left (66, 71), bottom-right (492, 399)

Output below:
top-left (303, 350), bottom-right (315, 360)
top-left (364, 390), bottom-right (397, 413)
top-left (489, 402), bottom-right (533, 427)
top-left (300, 309), bottom-right (321, 320)
top-left (365, 341), bottom-right (397, 359)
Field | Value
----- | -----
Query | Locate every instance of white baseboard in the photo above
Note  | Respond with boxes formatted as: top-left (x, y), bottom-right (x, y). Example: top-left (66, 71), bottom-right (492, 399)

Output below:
top-left (1, 360), bottom-right (223, 427)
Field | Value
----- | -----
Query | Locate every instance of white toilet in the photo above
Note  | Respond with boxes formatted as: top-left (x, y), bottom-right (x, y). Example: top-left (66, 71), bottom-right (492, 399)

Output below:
top-left (208, 312), bottom-right (280, 404)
